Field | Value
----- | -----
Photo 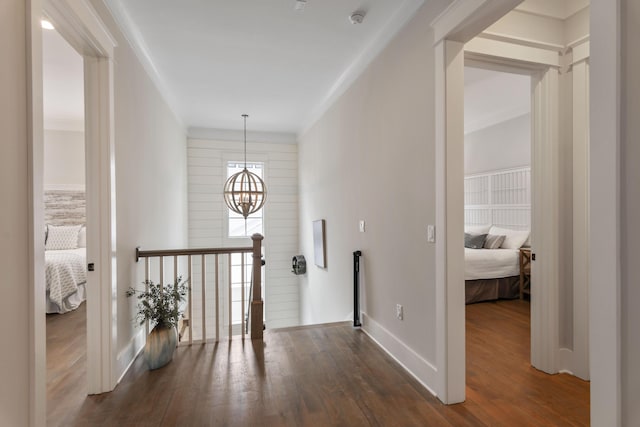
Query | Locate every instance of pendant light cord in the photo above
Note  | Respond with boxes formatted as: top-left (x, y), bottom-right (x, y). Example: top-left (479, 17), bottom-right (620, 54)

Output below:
top-left (242, 114), bottom-right (248, 170)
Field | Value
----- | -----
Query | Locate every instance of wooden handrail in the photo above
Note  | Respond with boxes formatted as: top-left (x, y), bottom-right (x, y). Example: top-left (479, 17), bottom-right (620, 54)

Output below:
top-left (135, 234), bottom-right (265, 341)
top-left (136, 246), bottom-right (252, 262)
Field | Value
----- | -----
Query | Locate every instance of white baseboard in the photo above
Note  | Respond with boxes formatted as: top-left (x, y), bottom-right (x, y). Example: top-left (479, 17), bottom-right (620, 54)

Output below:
top-left (116, 328), bottom-right (145, 383)
top-left (361, 312), bottom-right (438, 397)
top-left (558, 347), bottom-right (575, 375)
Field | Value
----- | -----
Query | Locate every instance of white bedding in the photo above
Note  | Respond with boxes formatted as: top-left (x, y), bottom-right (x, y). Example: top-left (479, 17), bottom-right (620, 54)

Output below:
top-left (45, 248), bottom-right (86, 313)
top-left (464, 248), bottom-right (520, 280)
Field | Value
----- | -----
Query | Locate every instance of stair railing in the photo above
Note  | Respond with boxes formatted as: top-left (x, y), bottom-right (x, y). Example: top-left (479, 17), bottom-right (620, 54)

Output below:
top-left (135, 233), bottom-right (264, 343)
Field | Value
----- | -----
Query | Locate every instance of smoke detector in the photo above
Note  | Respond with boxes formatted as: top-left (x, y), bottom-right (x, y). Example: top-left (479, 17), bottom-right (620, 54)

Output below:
top-left (349, 12), bottom-right (365, 24)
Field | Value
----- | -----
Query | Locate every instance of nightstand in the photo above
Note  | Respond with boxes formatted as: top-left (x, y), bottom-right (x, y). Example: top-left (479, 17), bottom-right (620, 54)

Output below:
top-left (519, 248), bottom-right (531, 299)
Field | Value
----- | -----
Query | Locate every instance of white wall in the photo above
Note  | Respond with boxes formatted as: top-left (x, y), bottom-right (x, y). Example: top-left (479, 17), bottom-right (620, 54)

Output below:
top-left (464, 114), bottom-right (531, 175)
top-left (621, 0), bottom-right (640, 424)
top-left (43, 129), bottom-right (85, 187)
top-left (187, 136), bottom-right (299, 329)
top-left (83, 0), bottom-right (189, 378)
top-left (299, 0), bottom-right (449, 386)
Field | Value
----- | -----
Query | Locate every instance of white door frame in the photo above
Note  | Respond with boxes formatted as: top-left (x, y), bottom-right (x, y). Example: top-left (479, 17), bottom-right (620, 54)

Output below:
top-left (431, 0), bottom-right (567, 399)
top-left (433, 0), bottom-right (621, 425)
top-left (39, 0), bottom-right (118, 400)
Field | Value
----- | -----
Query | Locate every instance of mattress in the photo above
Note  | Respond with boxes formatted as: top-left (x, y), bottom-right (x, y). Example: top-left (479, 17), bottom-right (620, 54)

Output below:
top-left (464, 248), bottom-right (520, 280)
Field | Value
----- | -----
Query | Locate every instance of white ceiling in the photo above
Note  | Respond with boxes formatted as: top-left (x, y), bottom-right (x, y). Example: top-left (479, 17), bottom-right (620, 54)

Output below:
top-left (464, 67), bottom-right (531, 135)
top-left (41, 2), bottom-right (536, 136)
top-left (104, 0), bottom-right (425, 134)
top-left (42, 27), bottom-right (84, 131)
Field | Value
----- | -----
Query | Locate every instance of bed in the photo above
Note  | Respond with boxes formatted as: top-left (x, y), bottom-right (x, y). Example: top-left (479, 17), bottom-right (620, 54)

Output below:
top-left (45, 224), bottom-right (87, 314)
top-left (464, 225), bottom-right (529, 304)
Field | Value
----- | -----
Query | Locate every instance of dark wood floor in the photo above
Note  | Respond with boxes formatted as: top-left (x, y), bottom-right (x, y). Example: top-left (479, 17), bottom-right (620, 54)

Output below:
top-left (47, 299), bottom-right (589, 426)
top-left (46, 303), bottom-right (87, 424)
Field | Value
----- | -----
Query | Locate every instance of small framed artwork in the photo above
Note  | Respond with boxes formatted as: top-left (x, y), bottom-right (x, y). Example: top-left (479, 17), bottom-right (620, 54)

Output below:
top-left (313, 219), bottom-right (326, 268)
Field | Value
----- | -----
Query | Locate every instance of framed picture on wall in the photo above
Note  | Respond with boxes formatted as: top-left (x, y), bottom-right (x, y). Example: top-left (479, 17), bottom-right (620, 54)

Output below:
top-left (313, 219), bottom-right (326, 268)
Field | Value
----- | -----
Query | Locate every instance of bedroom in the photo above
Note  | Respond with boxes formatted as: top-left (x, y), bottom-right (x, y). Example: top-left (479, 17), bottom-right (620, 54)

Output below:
top-left (460, 0), bottom-right (591, 410)
top-left (42, 21), bottom-right (88, 420)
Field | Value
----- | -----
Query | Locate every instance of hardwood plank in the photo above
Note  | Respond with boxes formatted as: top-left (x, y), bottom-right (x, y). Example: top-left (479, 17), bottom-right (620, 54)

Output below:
top-left (47, 300), bottom-right (589, 426)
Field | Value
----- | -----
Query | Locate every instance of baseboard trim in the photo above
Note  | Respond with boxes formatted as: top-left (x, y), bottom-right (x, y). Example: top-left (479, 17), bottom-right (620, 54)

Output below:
top-left (558, 347), bottom-right (574, 375)
top-left (116, 328), bottom-right (145, 383)
top-left (361, 312), bottom-right (438, 397)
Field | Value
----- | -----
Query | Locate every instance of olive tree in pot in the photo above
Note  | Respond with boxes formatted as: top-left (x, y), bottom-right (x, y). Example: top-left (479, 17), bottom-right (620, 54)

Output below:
top-left (126, 276), bottom-right (188, 370)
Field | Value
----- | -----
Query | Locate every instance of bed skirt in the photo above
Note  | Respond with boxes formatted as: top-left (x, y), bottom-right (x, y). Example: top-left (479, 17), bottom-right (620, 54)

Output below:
top-left (46, 282), bottom-right (86, 314)
top-left (465, 276), bottom-right (520, 304)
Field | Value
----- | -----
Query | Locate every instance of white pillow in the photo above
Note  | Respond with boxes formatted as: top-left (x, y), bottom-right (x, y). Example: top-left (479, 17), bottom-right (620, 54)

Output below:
top-left (465, 224), bottom-right (491, 235)
top-left (78, 226), bottom-right (86, 248)
top-left (489, 226), bottom-right (530, 249)
top-left (46, 225), bottom-right (82, 250)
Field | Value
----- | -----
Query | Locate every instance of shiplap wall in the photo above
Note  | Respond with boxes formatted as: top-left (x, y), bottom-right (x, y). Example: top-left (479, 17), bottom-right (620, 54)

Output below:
top-left (464, 167), bottom-right (531, 230)
top-left (187, 138), bottom-right (300, 330)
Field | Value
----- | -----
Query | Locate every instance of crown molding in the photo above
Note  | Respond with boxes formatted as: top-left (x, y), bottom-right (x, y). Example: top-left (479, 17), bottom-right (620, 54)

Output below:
top-left (298, 0), bottom-right (425, 136)
top-left (188, 127), bottom-right (297, 145)
top-left (103, 0), bottom-right (186, 133)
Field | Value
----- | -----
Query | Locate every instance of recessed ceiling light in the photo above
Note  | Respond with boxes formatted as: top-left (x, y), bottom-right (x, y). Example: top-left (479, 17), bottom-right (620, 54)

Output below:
top-left (294, 0), bottom-right (307, 11)
top-left (41, 19), bottom-right (54, 30)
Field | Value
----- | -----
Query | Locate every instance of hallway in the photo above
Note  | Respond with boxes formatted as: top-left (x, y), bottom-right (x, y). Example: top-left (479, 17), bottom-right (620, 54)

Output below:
top-left (48, 300), bottom-right (588, 426)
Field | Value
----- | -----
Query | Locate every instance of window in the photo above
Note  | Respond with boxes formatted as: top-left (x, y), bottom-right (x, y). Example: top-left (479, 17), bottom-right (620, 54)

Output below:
top-left (227, 161), bottom-right (264, 238)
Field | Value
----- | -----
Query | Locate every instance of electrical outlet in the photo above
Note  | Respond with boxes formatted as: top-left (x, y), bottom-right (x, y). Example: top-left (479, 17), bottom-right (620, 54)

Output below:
top-left (396, 304), bottom-right (403, 320)
top-left (359, 220), bottom-right (366, 232)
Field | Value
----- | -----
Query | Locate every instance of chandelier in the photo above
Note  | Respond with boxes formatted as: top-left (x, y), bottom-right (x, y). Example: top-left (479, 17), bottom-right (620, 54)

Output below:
top-left (223, 114), bottom-right (267, 219)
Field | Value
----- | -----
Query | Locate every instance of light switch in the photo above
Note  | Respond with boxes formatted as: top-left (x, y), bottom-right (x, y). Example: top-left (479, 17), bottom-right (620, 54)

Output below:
top-left (427, 225), bottom-right (435, 243)
top-left (359, 220), bottom-right (366, 233)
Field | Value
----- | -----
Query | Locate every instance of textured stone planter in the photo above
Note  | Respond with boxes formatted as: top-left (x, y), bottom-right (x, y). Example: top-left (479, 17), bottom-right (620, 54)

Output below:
top-left (144, 325), bottom-right (178, 370)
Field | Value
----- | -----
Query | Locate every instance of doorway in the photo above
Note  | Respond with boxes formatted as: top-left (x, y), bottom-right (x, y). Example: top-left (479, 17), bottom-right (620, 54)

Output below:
top-left (42, 22), bottom-right (88, 423)
top-left (28, 3), bottom-right (118, 422)
top-left (433, 0), bottom-right (591, 406)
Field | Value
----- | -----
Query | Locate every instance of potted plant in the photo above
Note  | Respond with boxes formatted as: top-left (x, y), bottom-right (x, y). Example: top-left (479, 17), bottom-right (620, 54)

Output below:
top-left (126, 276), bottom-right (189, 370)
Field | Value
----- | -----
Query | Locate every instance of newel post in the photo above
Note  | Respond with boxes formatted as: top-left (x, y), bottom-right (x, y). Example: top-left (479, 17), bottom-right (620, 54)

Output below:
top-left (250, 233), bottom-right (264, 340)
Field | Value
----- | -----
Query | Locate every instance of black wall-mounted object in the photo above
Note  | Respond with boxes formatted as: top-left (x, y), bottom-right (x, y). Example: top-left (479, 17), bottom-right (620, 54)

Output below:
top-left (292, 255), bottom-right (306, 275)
top-left (353, 250), bottom-right (362, 328)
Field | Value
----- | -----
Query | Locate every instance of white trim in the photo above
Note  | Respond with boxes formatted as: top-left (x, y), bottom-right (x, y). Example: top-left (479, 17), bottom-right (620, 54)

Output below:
top-left (571, 41), bottom-right (590, 65)
top-left (558, 348), bottom-right (575, 375)
top-left (43, 0), bottom-right (116, 57)
top-left (102, 0), bottom-right (186, 132)
top-left (514, 1), bottom-right (589, 21)
top-left (361, 313), bottom-right (438, 397)
top-left (434, 39), bottom-right (466, 404)
top-left (567, 34), bottom-right (590, 50)
top-left (465, 37), bottom-right (561, 68)
top-left (431, 0), bottom-right (522, 46)
top-left (432, 0), bottom-right (575, 408)
top-left (116, 328), bottom-right (145, 383)
top-left (188, 127), bottom-right (297, 145)
top-left (27, 1), bottom-right (47, 424)
top-left (530, 67), bottom-right (561, 373)
top-left (571, 60), bottom-right (590, 380)
top-left (431, 0), bottom-right (486, 45)
top-left (42, 0), bottom-right (119, 395)
top-left (84, 55), bottom-right (118, 394)
top-left (299, 0), bottom-right (425, 135)
top-left (589, 0), bottom-right (621, 424)
top-left (478, 31), bottom-right (565, 52)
